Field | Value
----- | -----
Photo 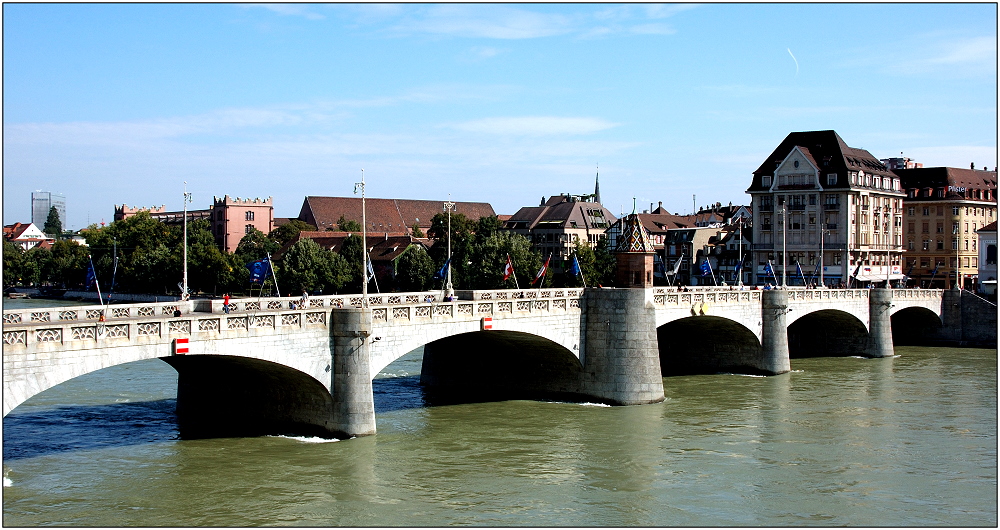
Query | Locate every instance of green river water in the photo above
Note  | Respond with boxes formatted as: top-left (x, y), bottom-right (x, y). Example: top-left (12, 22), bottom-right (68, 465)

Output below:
top-left (2, 300), bottom-right (996, 526)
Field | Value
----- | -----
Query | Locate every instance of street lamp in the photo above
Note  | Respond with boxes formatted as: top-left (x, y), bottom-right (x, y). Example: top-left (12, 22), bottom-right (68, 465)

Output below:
top-left (182, 182), bottom-right (192, 301)
top-left (354, 169), bottom-right (368, 307)
top-left (780, 206), bottom-right (787, 288)
top-left (443, 196), bottom-right (456, 298)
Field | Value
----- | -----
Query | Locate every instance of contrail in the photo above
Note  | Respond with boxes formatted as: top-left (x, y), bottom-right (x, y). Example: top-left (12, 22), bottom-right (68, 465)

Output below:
top-left (787, 48), bottom-right (799, 76)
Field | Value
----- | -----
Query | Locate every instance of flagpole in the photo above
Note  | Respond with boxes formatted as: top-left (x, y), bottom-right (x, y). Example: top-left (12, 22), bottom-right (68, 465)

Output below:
top-left (507, 253), bottom-right (521, 289)
top-left (737, 220), bottom-right (743, 286)
top-left (267, 252), bottom-right (281, 297)
top-left (182, 182), bottom-right (192, 301)
top-left (355, 170), bottom-right (368, 307)
top-left (578, 254), bottom-right (588, 288)
top-left (443, 196), bottom-right (455, 298)
top-left (88, 254), bottom-right (103, 312)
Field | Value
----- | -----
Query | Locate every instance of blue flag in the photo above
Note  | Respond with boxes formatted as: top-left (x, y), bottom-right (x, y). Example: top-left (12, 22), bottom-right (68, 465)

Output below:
top-left (85, 258), bottom-right (98, 291)
top-left (248, 258), bottom-right (271, 284)
top-left (700, 258), bottom-right (711, 277)
top-left (568, 255), bottom-right (581, 277)
top-left (433, 258), bottom-right (451, 281)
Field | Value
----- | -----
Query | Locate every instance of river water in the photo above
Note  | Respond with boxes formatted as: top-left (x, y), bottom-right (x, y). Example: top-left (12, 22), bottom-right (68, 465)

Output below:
top-left (2, 299), bottom-right (997, 526)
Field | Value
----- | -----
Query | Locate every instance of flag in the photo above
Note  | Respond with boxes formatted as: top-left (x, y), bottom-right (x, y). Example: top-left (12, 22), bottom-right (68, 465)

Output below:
top-left (568, 254), bottom-right (581, 277)
top-left (502, 254), bottom-right (514, 281)
top-left (248, 258), bottom-right (271, 284)
top-left (930, 263), bottom-right (939, 276)
top-left (764, 261), bottom-right (774, 278)
top-left (366, 256), bottom-right (376, 282)
top-left (734, 257), bottom-right (744, 275)
top-left (670, 255), bottom-right (684, 276)
top-left (433, 258), bottom-right (451, 281)
top-left (532, 255), bottom-right (551, 285)
top-left (700, 258), bottom-right (711, 277)
top-left (85, 257), bottom-right (98, 291)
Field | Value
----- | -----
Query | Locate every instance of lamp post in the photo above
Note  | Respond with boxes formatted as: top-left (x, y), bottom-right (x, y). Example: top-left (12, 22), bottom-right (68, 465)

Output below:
top-left (354, 170), bottom-right (368, 307)
top-left (780, 206), bottom-right (787, 288)
top-left (820, 227), bottom-right (826, 288)
top-left (443, 196), bottom-right (456, 298)
top-left (182, 182), bottom-right (192, 301)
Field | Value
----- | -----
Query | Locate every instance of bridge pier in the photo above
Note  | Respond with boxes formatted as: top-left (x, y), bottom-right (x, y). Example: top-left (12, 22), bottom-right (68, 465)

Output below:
top-left (331, 308), bottom-right (377, 438)
top-left (580, 289), bottom-right (664, 405)
top-left (759, 289), bottom-right (791, 374)
top-left (867, 289), bottom-right (895, 358)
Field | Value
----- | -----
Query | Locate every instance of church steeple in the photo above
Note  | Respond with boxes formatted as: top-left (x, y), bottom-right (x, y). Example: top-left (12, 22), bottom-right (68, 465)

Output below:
top-left (594, 164), bottom-right (602, 204)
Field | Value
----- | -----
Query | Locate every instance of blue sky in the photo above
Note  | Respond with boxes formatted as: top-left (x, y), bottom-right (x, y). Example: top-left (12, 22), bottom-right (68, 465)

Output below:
top-left (4, 3), bottom-right (996, 230)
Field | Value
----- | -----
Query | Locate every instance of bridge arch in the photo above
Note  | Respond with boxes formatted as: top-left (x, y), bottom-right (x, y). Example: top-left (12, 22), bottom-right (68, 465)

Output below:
top-left (418, 330), bottom-right (585, 403)
top-left (657, 316), bottom-right (762, 376)
top-left (161, 355), bottom-right (335, 439)
top-left (786, 309), bottom-right (869, 358)
top-left (890, 306), bottom-right (944, 345)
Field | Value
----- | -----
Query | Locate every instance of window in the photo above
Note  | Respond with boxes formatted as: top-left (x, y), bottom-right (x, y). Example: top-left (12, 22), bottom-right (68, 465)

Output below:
top-left (923, 207), bottom-right (929, 216)
top-left (936, 222), bottom-right (943, 233)
top-left (809, 195), bottom-right (816, 205)
top-left (953, 206), bottom-right (960, 215)
top-left (908, 240), bottom-right (914, 250)
top-left (965, 240), bottom-right (969, 250)
top-left (964, 257), bottom-right (970, 268)
top-left (972, 257), bottom-right (978, 267)
top-left (827, 173), bottom-right (837, 185)
top-left (245, 211), bottom-right (255, 221)
top-left (921, 222), bottom-right (929, 233)
top-left (937, 240), bottom-right (944, 250)
top-left (762, 176), bottom-right (771, 187)
top-left (245, 224), bottom-right (254, 234)
top-left (952, 238), bottom-right (958, 250)
top-left (937, 206), bottom-right (944, 216)
top-left (922, 240), bottom-right (930, 251)
top-left (908, 207), bottom-right (915, 216)
top-left (908, 222), bottom-right (915, 233)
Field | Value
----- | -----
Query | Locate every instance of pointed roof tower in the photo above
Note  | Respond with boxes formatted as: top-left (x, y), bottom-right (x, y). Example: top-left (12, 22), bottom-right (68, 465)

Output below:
top-left (594, 165), bottom-right (602, 204)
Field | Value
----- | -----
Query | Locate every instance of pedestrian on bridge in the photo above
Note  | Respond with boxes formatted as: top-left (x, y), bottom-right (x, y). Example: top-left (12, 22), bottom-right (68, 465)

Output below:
top-left (223, 293), bottom-right (230, 314)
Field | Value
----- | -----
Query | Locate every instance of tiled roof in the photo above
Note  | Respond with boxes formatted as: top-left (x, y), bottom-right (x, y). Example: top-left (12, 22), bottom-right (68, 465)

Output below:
top-left (505, 196), bottom-right (617, 230)
top-left (298, 197), bottom-right (496, 234)
top-left (893, 167), bottom-right (998, 200)
top-left (747, 130), bottom-right (894, 192)
top-left (286, 231), bottom-right (427, 263)
top-left (979, 221), bottom-right (997, 232)
top-left (616, 214), bottom-right (654, 253)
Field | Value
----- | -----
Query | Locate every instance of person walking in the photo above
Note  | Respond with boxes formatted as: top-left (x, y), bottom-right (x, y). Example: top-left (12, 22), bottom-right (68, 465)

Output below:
top-left (223, 293), bottom-right (230, 314)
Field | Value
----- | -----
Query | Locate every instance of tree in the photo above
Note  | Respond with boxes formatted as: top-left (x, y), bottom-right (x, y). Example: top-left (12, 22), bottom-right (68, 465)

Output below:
top-left (235, 228), bottom-right (279, 264)
top-left (83, 212), bottom-right (180, 294)
top-left (394, 245), bottom-right (435, 292)
top-left (411, 224), bottom-right (425, 238)
top-left (475, 216), bottom-right (504, 238)
top-left (592, 236), bottom-right (617, 287)
top-left (3, 242), bottom-right (40, 288)
top-left (468, 231), bottom-right (540, 289)
top-left (43, 207), bottom-right (62, 238)
top-left (337, 215), bottom-right (362, 232)
top-left (339, 233), bottom-right (365, 292)
top-left (39, 239), bottom-right (90, 289)
top-left (267, 219), bottom-right (316, 247)
top-left (428, 212), bottom-right (475, 289)
top-left (277, 238), bottom-right (351, 294)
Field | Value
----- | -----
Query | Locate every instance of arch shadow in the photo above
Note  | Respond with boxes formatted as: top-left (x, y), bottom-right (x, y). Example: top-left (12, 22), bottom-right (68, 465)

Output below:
top-left (161, 355), bottom-right (335, 439)
top-left (890, 306), bottom-right (944, 346)
top-left (787, 309), bottom-right (868, 358)
top-left (657, 316), bottom-right (762, 376)
top-left (419, 330), bottom-right (585, 405)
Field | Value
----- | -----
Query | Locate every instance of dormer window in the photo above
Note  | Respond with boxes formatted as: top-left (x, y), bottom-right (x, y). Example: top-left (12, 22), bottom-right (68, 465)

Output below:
top-left (793, 160), bottom-right (800, 168)
top-left (762, 176), bottom-right (771, 187)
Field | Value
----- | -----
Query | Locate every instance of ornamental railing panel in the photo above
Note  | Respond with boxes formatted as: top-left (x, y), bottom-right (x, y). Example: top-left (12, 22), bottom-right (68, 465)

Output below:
top-left (198, 319), bottom-right (221, 332)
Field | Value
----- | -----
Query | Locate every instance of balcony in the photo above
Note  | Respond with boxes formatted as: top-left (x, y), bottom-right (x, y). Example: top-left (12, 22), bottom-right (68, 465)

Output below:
top-left (759, 204), bottom-right (773, 212)
top-left (752, 243), bottom-right (774, 250)
top-left (825, 223), bottom-right (838, 229)
top-left (788, 204), bottom-right (806, 211)
top-left (823, 203), bottom-right (841, 210)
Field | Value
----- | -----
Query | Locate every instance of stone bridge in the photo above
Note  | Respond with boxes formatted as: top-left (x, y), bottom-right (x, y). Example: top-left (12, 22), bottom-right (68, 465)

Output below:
top-left (3, 286), bottom-right (991, 439)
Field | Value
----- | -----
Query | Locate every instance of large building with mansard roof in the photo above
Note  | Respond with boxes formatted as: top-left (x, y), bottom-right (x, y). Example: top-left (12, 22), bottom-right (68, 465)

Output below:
top-left (746, 130), bottom-right (905, 287)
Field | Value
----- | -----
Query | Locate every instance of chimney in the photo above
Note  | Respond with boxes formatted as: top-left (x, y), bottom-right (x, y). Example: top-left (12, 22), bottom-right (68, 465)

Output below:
top-left (971, 162), bottom-right (975, 170)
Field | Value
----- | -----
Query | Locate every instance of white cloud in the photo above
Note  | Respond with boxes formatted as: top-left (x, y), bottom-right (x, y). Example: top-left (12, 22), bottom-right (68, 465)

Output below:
top-left (252, 4), bottom-right (325, 20)
top-left (926, 36), bottom-right (996, 65)
top-left (448, 116), bottom-right (620, 136)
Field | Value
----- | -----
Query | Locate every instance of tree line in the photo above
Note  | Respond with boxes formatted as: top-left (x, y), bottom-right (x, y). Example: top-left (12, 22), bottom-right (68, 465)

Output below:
top-left (3, 211), bottom-right (616, 296)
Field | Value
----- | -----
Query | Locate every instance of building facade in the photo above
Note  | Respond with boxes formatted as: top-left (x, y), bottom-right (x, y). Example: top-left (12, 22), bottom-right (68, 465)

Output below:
top-left (3, 222), bottom-right (53, 250)
top-left (211, 196), bottom-right (275, 253)
top-left (746, 130), bottom-right (906, 287)
top-left (31, 191), bottom-right (66, 231)
top-left (114, 195), bottom-right (273, 253)
top-left (504, 194), bottom-right (616, 271)
top-left (297, 196), bottom-right (496, 237)
top-left (893, 166), bottom-right (998, 289)
top-left (977, 221), bottom-right (997, 297)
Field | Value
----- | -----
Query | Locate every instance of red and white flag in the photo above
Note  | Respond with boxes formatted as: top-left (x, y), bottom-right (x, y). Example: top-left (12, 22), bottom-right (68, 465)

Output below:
top-left (502, 254), bottom-right (514, 281)
top-left (532, 255), bottom-right (551, 285)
